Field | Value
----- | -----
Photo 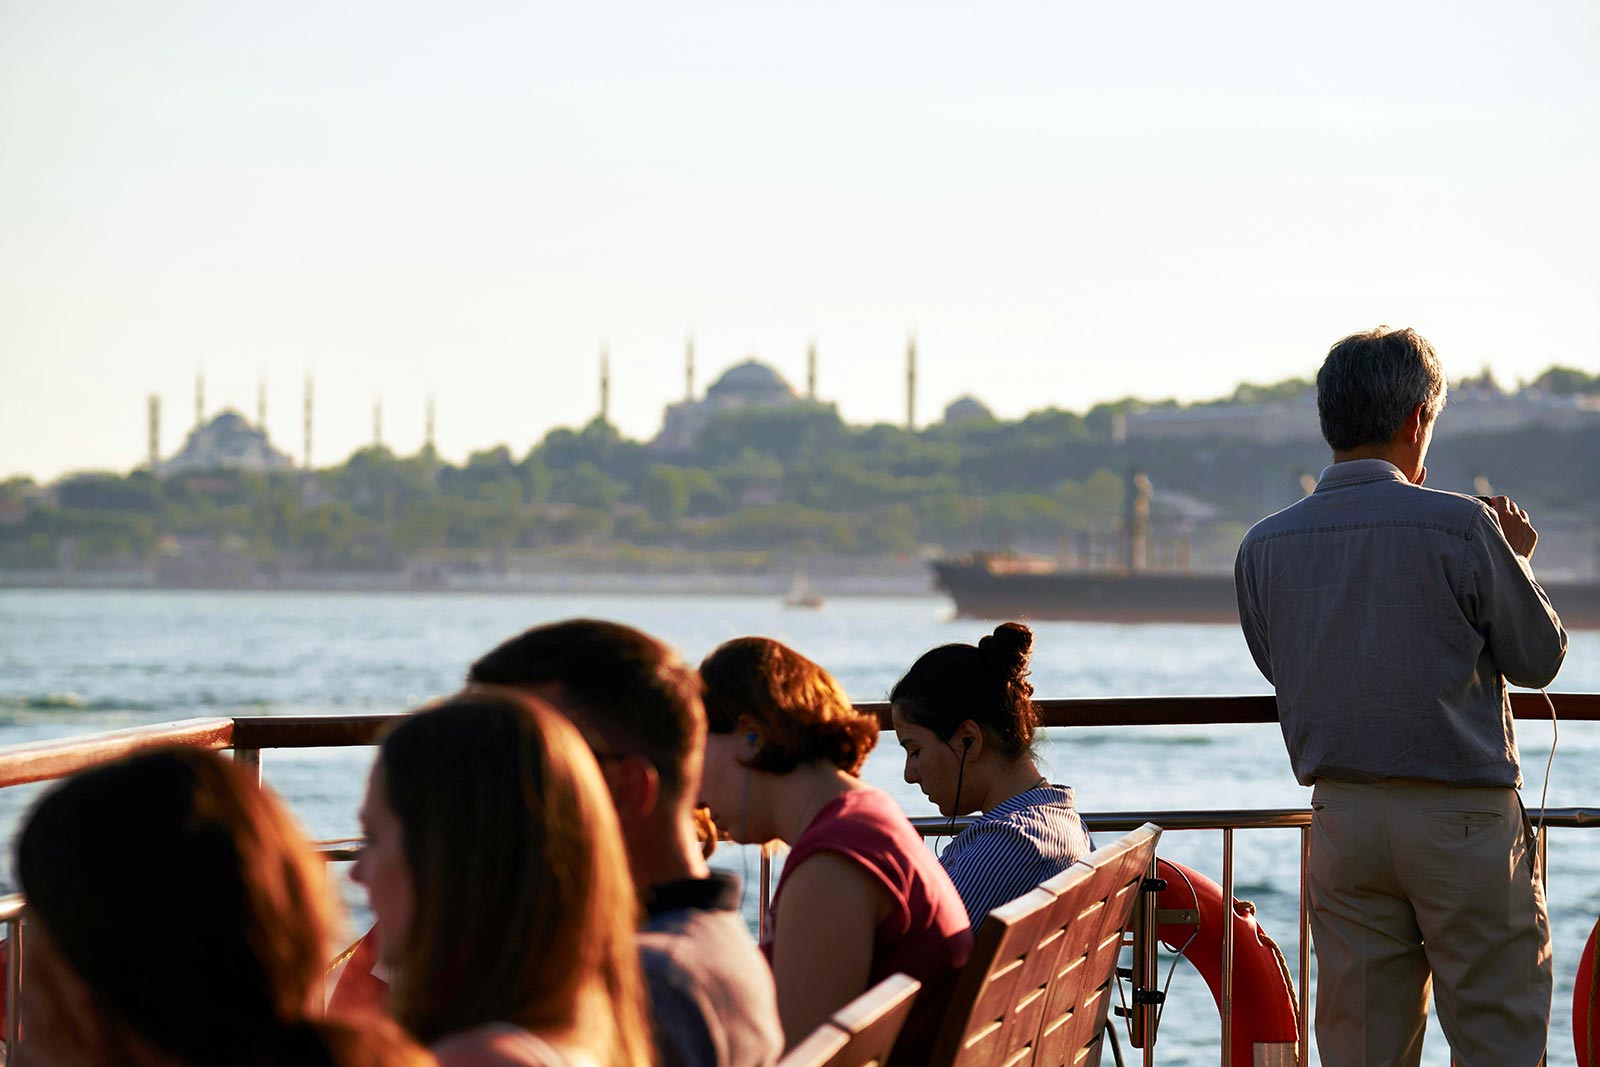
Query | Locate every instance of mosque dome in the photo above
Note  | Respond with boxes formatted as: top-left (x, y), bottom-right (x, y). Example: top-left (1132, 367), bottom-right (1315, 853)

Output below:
top-left (943, 395), bottom-right (995, 425)
top-left (705, 359), bottom-right (796, 404)
top-left (164, 409), bottom-right (294, 474)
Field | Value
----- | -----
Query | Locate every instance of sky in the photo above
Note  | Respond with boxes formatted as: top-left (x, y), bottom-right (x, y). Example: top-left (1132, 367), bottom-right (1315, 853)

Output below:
top-left (1, 0), bottom-right (1597, 481)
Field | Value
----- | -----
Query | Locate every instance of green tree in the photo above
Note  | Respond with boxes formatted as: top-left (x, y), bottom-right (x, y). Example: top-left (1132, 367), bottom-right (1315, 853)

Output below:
top-left (641, 465), bottom-right (691, 526)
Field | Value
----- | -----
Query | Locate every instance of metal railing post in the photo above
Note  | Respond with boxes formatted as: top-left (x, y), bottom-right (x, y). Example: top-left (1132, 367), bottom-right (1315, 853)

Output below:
top-left (1131, 850), bottom-right (1161, 1066)
top-left (6, 916), bottom-right (20, 1052)
top-left (1221, 828), bottom-right (1234, 1067)
top-left (758, 843), bottom-right (773, 942)
top-left (233, 746), bottom-right (261, 787)
top-left (1299, 825), bottom-right (1311, 1066)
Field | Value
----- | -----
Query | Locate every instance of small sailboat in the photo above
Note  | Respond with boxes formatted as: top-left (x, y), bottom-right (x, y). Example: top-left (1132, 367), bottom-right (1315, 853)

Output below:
top-left (783, 565), bottom-right (824, 609)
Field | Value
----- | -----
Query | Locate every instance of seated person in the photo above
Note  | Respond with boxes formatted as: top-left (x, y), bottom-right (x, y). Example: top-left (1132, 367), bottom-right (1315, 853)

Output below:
top-left (352, 689), bottom-right (652, 1067)
top-left (13, 747), bottom-right (427, 1067)
top-left (697, 637), bottom-right (972, 1066)
top-left (890, 622), bottom-right (1092, 927)
top-left (468, 619), bottom-right (782, 1067)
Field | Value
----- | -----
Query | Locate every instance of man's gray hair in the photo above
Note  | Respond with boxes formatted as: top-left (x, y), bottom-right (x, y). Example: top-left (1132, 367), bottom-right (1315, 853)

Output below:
top-left (1316, 327), bottom-right (1448, 451)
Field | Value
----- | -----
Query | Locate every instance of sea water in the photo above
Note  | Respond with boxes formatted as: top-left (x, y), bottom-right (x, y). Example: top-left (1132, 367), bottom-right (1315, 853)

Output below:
top-left (1, 589), bottom-right (1596, 1066)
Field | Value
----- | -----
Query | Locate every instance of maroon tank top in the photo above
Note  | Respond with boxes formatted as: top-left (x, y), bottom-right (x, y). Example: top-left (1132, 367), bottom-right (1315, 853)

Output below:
top-left (767, 787), bottom-right (973, 1066)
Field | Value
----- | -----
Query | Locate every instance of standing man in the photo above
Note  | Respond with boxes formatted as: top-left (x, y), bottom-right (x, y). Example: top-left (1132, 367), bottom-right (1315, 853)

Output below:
top-left (469, 619), bottom-right (783, 1067)
top-left (1234, 327), bottom-right (1566, 1067)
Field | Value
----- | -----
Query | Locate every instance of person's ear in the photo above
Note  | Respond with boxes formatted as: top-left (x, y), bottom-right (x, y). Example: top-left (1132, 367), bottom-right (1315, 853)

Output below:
top-left (953, 720), bottom-right (983, 758)
top-left (736, 715), bottom-right (763, 757)
top-left (610, 757), bottom-right (661, 820)
top-left (1405, 402), bottom-right (1427, 444)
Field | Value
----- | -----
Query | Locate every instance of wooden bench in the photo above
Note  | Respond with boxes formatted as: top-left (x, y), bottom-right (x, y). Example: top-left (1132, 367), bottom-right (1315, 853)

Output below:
top-left (928, 823), bottom-right (1162, 1067)
top-left (778, 973), bottom-right (923, 1067)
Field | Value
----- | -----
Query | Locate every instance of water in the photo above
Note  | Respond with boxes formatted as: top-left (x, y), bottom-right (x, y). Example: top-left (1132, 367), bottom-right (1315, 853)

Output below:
top-left (1, 589), bottom-right (1596, 1066)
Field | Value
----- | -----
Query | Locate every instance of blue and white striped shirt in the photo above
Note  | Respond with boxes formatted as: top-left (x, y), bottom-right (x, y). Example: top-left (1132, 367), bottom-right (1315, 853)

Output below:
top-left (939, 784), bottom-right (1093, 929)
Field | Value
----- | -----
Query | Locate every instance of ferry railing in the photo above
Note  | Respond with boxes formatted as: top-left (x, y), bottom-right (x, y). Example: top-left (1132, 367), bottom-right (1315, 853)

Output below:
top-left (0, 692), bottom-right (1592, 1064)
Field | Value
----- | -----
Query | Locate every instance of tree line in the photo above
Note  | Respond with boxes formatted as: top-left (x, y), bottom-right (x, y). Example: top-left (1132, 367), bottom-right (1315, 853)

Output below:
top-left (3, 365), bottom-right (1596, 573)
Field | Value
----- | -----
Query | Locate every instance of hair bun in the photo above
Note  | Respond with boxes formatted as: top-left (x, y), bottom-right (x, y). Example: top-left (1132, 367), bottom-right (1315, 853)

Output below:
top-left (978, 622), bottom-right (1033, 679)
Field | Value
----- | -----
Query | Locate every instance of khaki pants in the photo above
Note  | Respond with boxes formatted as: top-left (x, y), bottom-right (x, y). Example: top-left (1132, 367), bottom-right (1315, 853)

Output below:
top-left (1308, 780), bottom-right (1551, 1067)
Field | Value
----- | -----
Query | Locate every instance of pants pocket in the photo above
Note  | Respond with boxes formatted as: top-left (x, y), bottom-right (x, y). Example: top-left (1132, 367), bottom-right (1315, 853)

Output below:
top-left (1422, 807), bottom-right (1504, 839)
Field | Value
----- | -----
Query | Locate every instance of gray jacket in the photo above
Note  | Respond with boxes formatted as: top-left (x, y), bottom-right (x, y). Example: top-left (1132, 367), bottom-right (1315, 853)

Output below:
top-left (1234, 459), bottom-right (1567, 788)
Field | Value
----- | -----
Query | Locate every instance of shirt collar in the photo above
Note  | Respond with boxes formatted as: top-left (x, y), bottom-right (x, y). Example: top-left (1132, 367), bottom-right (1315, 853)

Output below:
top-left (981, 783), bottom-right (1074, 823)
top-left (1314, 458), bottom-right (1409, 491)
top-left (643, 870), bottom-right (742, 919)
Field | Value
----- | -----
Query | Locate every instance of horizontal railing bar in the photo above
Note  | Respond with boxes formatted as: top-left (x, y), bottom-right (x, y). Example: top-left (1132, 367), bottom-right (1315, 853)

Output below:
top-left (231, 714), bottom-right (402, 750)
top-left (912, 806), bottom-right (1600, 836)
top-left (316, 838), bottom-right (363, 862)
top-left (0, 895), bottom-right (22, 923)
top-left (234, 691), bottom-right (1600, 744)
top-left (867, 691), bottom-right (1600, 727)
top-left (0, 692), bottom-right (1594, 792)
top-left (308, 808), bottom-right (1600, 864)
top-left (0, 718), bottom-right (236, 790)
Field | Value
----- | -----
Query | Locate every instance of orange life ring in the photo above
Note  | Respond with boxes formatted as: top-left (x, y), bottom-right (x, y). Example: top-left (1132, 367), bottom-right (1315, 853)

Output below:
top-left (1577, 915), bottom-right (1599, 1067)
top-left (1143, 859), bottom-right (1301, 1067)
top-left (326, 924), bottom-right (390, 1017)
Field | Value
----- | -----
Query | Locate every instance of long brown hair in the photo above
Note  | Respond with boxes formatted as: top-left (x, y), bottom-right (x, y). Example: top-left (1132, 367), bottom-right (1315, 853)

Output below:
top-left (378, 688), bottom-right (653, 1067)
top-left (14, 746), bottom-right (428, 1067)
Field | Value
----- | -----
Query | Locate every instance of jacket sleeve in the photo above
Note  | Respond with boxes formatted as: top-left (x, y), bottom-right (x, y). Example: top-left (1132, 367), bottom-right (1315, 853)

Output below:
top-left (1463, 510), bottom-right (1568, 689)
top-left (1234, 541), bottom-right (1274, 684)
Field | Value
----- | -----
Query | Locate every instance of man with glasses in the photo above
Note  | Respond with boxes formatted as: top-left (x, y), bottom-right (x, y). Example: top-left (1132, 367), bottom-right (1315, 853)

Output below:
top-left (470, 619), bottom-right (782, 1067)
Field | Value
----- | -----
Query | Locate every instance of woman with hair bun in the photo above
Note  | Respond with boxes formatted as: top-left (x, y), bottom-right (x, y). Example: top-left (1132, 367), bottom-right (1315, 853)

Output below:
top-left (698, 637), bottom-right (971, 1067)
top-left (890, 622), bottom-right (1092, 928)
top-left (12, 747), bottom-right (429, 1067)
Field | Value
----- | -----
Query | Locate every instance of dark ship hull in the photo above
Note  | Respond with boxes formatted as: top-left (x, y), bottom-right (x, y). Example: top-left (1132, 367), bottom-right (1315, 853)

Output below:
top-left (931, 556), bottom-right (1600, 629)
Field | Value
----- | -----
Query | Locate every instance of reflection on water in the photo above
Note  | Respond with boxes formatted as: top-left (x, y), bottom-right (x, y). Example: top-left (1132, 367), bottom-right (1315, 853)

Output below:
top-left (2, 590), bottom-right (1596, 1066)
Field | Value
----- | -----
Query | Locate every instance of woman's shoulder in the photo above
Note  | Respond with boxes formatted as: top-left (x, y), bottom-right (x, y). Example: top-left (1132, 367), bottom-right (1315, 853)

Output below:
top-left (948, 788), bottom-right (1091, 865)
top-left (798, 786), bottom-right (921, 851)
top-left (432, 1025), bottom-right (592, 1067)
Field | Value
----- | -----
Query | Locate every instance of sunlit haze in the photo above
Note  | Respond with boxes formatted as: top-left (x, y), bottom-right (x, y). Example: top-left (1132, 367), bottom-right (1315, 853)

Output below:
top-left (2, 0), bottom-right (1597, 480)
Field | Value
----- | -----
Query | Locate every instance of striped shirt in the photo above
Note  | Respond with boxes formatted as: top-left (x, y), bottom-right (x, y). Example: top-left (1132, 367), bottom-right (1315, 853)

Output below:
top-left (940, 784), bottom-right (1093, 928)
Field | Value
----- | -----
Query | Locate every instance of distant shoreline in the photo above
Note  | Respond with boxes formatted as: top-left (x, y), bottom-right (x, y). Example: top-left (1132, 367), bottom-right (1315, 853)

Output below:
top-left (0, 569), bottom-right (940, 599)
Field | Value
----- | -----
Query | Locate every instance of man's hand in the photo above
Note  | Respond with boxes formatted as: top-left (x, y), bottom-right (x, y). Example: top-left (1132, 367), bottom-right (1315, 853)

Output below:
top-left (1488, 496), bottom-right (1538, 559)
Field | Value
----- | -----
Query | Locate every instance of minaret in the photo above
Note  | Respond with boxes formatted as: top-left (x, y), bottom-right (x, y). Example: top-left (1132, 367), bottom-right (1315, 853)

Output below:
top-left (905, 334), bottom-right (918, 431)
top-left (599, 344), bottom-right (611, 425)
top-left (807, 340), bottom-right (818, 400)
top-left (302, 375), bottom-right (314, 469)
top-left (373, 394), bottom-right (384, 448)
top-left (685, 333), bottom-right (695, 401)
top-left (147, 395), bottom-right (161, 472)
top-left (256, 376), bottom-right (267, 430)
top-left (195, 370), bottom-right (206, 429)
top-left (425, 391), bottom-right (436, 452)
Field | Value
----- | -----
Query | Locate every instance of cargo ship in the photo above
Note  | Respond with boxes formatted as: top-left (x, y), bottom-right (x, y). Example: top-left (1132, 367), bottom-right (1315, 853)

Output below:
top-left (931, 553), bottom-right (1600, 629)
top-left (931, 473), bottom-right (1600, 628)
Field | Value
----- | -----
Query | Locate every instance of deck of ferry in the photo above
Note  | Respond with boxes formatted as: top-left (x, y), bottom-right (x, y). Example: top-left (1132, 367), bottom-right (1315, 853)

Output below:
top-left (0, 691), bottom-right (1595, 1066)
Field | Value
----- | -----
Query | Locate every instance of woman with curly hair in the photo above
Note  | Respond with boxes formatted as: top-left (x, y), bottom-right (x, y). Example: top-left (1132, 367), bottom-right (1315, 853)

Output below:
top-left (697, 637), bottom-right (971, 1066)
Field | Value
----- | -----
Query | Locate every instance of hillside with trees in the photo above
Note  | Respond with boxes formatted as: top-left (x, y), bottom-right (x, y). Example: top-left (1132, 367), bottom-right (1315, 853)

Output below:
top-left (3, 368), bottom-right (1597, 585)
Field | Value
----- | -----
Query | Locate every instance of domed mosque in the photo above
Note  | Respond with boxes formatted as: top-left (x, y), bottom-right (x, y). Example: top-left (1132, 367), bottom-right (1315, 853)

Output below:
top-left (654, 355), bottom-right (812, 452)
top-left (942, 394), bottom-right (995, 426)
top-left (703, 359), bottom-right (798, 407)
top-left (163, 410), bottom-right (294, 474)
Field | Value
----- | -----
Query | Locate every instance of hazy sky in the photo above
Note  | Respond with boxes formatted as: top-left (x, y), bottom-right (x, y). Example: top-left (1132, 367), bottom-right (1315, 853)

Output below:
top-left (2, 0), bottom-right (1597, 480)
